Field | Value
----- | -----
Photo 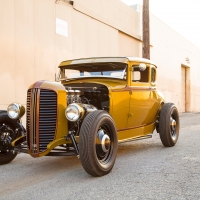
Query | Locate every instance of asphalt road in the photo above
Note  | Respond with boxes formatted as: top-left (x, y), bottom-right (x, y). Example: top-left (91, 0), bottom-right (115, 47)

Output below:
top-left (0, 113), bottom-right (200, 200)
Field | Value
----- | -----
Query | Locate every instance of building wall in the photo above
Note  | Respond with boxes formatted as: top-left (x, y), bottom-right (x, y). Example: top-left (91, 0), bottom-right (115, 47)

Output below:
top-left (150, 14), bottom-right (200, 112)
top-left (1, 0), bottom-right (200, 113)
top-left (0, 0), bottom-right (141, 111)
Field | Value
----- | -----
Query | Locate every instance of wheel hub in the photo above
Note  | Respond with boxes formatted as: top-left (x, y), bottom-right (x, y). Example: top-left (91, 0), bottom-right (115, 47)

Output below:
top-left (170, 117), bottom-right (177, 141)
top-left (170, 117), bottom-right (176, 131)
top-left (96, 128), bottom-right (111, 159)
top-left (101, 134), bottom-right (111, 153)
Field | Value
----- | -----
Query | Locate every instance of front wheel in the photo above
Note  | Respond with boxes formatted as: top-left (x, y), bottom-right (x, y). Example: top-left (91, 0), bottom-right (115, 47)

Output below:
top-left (79, 110), bottom-right (118, 177)
top-left (0, 111), bottom-right (20, 165)
top-left (159, 103), bottom-right (180, 147)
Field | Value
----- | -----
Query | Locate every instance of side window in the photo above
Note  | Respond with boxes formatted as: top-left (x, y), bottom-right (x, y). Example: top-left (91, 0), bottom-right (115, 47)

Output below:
top-left (133, 71), bottom-right (141, 81)
top-left (132, 66), bottom-right (149, 82)
top-left (151, 67), bottom-right (156, 83)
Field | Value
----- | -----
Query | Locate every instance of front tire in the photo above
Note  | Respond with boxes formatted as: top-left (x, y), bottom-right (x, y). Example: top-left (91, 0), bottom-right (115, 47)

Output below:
top-left (159, 103), bottom-right (180, 147)
top-left (0, 111), bottom-right (20, 165)
top-left (79, 110), bottom-right (118, 177)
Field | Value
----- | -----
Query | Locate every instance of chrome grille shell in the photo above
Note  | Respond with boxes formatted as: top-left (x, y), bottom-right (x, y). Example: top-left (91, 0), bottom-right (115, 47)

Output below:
top-left (26, 88), bottom-right (57, 155)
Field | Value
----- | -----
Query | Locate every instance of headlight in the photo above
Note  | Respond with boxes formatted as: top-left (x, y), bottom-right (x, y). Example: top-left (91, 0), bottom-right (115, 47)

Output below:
top-left (65, 103), bottom-right (85, 122)
top-left (7, 103), bottom-right (25, 120)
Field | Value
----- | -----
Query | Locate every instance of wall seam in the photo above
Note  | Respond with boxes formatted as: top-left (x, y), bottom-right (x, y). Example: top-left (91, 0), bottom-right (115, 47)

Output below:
top-left (33, 0), bottom-right (35, 82)
top-left (54, 2), bottom-right (57, 79)
top-left (14, 0), bottom-right (16, 103)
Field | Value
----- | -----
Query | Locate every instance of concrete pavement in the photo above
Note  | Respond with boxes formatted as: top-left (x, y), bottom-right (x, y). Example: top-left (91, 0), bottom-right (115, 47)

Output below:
top-left (0, 113), bottom-right (200, 200)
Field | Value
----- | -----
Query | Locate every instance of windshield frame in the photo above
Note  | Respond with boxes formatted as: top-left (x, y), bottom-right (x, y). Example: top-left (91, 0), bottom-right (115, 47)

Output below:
top-left (59, 62), bottom-right (128, 81)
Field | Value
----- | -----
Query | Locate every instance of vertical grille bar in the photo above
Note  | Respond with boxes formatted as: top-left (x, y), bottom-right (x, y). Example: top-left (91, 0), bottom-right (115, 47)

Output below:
top-left (39, 90), bottom-right (57, 152)
top-left (26, 89), bottom-right (31, 147)
top-left (26, 88), bottom-right (57, 154)
top-left (27, 88), bottom-right (39, 154)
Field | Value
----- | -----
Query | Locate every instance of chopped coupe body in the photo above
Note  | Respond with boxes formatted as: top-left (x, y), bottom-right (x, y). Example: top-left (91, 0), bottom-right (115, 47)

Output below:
top-left (0, 57), bottom-right (179, 176)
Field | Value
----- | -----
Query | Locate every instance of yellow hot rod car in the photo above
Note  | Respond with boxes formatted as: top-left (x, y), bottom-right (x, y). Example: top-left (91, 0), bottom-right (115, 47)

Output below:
top-left (0, 57), bottom-right (179, 176)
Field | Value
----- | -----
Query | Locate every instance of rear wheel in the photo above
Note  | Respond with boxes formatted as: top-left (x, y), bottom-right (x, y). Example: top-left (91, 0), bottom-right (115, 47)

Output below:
top-left (0, 111), bottom-right (20, 164)
top-left (159, 103), bottom-right (180, 147)
top-left (79, 110), bottom-right (118, 177)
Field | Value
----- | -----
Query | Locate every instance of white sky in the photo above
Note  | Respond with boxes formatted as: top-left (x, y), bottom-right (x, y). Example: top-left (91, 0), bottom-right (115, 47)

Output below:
top-left (121, 0), bottom-right (200, 50)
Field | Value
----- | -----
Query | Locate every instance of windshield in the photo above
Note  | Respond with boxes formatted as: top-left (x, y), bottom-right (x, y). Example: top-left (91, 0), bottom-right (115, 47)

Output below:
top-left (60, 62), bottom-right (127, 80)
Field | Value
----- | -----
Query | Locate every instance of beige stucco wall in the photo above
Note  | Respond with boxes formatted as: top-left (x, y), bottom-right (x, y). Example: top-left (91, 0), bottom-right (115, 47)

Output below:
top-left (0, 0), bottom-right (141, 111)
top-left (150, 14), bottom-right (200, 112)
top-left (1, 0), bottom-right (200, 113)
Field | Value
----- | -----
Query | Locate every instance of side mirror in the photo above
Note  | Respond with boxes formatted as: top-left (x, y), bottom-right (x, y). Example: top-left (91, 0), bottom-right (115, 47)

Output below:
top-left (139, 63), bottom-right (146, 71)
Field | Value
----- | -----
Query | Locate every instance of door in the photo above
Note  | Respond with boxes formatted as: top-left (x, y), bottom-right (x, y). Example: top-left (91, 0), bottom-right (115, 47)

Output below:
top-left (126, 65), bottom-right (158, 129)
top-left (181, 66), bottom-right (186, 112)
top-left (181, 65), bottom-right (190, 112)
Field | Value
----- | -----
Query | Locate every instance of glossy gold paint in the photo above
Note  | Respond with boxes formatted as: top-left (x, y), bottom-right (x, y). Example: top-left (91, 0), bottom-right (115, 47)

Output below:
top-left (117, 122), bottom-right (155, 142)
top-left (57, 57), bottom-right (164, 143)
top-left (12, 57), bottom-right (164, 156)
top-left (38, 81), bottom-right (68, 156)
top-left (12, 135), bottom-right (26, 147)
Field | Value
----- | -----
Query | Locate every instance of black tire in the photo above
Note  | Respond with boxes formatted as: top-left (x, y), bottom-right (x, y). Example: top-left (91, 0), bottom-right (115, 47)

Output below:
top-left (0, 111), bottom-right (21, 165)
top-left (159, 103), bottom-right (180, 147)
top-left (79, 110), bottom-right (118, 177)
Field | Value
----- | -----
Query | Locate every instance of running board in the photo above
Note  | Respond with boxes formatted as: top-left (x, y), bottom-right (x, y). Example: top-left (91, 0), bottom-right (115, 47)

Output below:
top-left (118, 134), bottom-right (152, 144)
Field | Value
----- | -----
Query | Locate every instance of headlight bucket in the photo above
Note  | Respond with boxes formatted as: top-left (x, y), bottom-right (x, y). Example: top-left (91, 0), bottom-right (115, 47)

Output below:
top-left (65, 103), bottom-right (85, 122)
top-left (7, 103), bottom-right (25, 120)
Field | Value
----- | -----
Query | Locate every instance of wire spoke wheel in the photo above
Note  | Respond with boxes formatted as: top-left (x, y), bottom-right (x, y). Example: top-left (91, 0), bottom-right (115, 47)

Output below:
top-left (0, 111), bottom-right (20, 165)
top-left (0, 124), bottom-right (15, 156)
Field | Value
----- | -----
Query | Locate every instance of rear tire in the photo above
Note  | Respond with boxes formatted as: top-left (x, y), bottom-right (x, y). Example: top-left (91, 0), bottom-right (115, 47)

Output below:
top-left (0, 111), bottom-right (20, 165)
top-left (159, 103), bottom-right (180, 147)
top-left (79, 110), bottom-right (118, 177)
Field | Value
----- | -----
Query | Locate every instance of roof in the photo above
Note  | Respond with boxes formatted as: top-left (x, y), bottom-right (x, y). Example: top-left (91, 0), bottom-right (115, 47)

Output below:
top-left (59, 57), bottom-right (156, 67)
